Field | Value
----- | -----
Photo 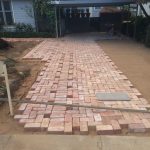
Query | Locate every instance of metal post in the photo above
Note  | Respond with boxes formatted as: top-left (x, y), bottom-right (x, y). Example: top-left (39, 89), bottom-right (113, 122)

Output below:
top-left (134, 4), bottom-right (138, 40)
top-left (59, 7), bottom-right (61, 37)
top-left (55, 7), bottom-right (58, 38)
top-left (3, 64), bottom-right (14, 116)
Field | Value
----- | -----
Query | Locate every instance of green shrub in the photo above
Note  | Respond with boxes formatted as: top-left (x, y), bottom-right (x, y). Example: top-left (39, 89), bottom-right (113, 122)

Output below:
top-left (0, 38), bottom-right (11, 49)
top-left (4, 58), bottom-right (16, 68)
top-left (0, 32), bottom-right (55, 38)
top-left (15, 23), bottom-right (34, 32)
top-left (0, 84), bottom-right (7, 98)
top-left (134, 16), bottom-right (149, 42)
top-left (145, 25), bottom-right (150, 47)
top-left (121, 16), bottom-right (149, 42)
top-left (34, 0), bottom-right (56, 35)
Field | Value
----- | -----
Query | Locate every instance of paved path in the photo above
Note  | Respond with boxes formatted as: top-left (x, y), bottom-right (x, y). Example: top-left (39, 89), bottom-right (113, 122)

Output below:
top-left (15, 34), bottom-right (150, 134)
top-left (1, 135), bottom-right (150, 150)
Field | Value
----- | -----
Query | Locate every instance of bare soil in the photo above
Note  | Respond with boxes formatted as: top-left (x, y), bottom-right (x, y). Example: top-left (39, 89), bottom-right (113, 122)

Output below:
top-left (98, 39), bottom-right (150, 103)
top-left (0, 41), bottom-right (44, 134)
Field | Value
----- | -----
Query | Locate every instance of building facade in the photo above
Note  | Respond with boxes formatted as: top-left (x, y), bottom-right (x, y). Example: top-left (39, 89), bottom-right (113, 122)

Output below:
top-left (0, 0), bottom-right (35, 31)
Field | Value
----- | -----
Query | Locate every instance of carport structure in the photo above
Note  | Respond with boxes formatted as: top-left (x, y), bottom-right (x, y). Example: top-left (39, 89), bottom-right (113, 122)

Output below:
top-left (51, 0), bottom-right (136, 37)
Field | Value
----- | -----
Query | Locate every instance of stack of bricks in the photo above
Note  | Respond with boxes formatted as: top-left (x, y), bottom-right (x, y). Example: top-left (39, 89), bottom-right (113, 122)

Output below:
top-left (14, 36), bottom-right (150, 134)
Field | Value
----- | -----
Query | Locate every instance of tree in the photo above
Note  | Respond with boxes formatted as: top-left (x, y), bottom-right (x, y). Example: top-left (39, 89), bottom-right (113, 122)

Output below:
top-left (33, 0), bottom-right (56, 34)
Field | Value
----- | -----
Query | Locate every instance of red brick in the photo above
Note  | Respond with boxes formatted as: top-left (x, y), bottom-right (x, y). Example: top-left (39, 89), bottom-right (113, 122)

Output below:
top-left (111, 120), bottom-right (121, 134)
top-left (64, 122), bottom-right (72, 135)
top-left (41, 118), bottom-right (50, 131)
top-left (35, 115), bottom-right (44, 123)
top-left (129, 123), bottom-right (146, 133)
top-left (94, 114), bottom-right (102, 122)
top-left (88, 121), bottom-right (96, 131)
top-left (80, 121), bottom-right (88, 135)
top-left (24, 123), bottom-right (41, 131)
top-left (48, 121), bottom-right (64, 134)
top-left (65, 114), bottom-right (72, 122)
top-left (14, 115), bottom-right (29, 120)
top-left (29, 111), bottom-right (37, 119)
top-left (73, 118), bottom-right (80, 131)
top-left (142, 119), bottom-right (150, 131)
top-left (18, 103), bottom-right (28, 112)
top-left (118, 119), bottom-right (128, 129)
top-left (96, 125), bottom-right (114, 135)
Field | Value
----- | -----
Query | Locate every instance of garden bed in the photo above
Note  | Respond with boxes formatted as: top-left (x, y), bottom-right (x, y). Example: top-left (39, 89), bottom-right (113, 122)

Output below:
top-left (0, 40), bottom-right (44, 134)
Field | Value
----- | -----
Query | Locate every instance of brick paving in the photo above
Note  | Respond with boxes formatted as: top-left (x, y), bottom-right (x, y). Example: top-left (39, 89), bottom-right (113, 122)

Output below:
top-left (15, 35), bottom-right (150, 134)
top-left (3, 38), bottom-right (44, 42)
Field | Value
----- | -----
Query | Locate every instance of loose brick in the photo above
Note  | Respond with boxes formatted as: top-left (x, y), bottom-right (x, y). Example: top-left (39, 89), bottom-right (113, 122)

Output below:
top-left (80, 121), bottom-right (88, 135)
top-left (118, 119), bottom-right (128, 129)
top-left (96, 125), bottom-right (114, 135)
top-left (18, 103), bottom-right (28, 112)
top-left (73, 117), bottom-right (80, 131)
top-left (14, 115), bottom-right (29, 120)
top-left (94, 114), bottom-right (102, 122)
top-left (48, 121), bottom-right (64, 134)
top-left (41, 118), bottom-right (50, 131)
top-left (64, 122), bottom-right (72, 135)
top-left (129, 123), bottom-right (146, 133)
top-left (142, 119), bottom-right (150, 131)
top-left (111, 120), bottom-right (121, 134)
top-left (24, 123), bottom-right (41, 131)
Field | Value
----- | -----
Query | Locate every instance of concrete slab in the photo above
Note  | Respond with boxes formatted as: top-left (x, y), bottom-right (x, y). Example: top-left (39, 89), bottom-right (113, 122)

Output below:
top-left (101, 136), bottom-right (150, 150)
top-left (1, 135), bottom-right (150, 150)
top-left (0, 135), bottom-right (99, 150)
top-left (96, 92), bottom-right (130, 101)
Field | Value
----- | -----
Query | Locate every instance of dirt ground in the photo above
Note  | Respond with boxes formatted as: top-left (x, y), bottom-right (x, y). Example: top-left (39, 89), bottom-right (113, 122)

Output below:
top-left (98, 39), bottom-right (150, 103)
top-left (0, 41), bottom-right (44, 134)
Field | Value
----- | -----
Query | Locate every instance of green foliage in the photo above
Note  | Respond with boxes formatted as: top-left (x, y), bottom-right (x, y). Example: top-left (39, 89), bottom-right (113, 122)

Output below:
top-left (0, 38), bottom-right (11, 50)
top-left (34, 0), bottom-right (51, 16)
top-left (145, 25), bottom-right (150, 47)
top-left (15, 23), bottom-right (34, 32)
top-left (135, 16), bottom-right (149, 42)
top-left (121, 16), bottom-right (149, 42)
top-left (121, 17), bottom-right (135, 37)
top-left (4, 58), bottom-right (16, 68)
top-left (34, 0), bottom-right (56, 34)
top-left (0, 84), bottom-right (7, 98)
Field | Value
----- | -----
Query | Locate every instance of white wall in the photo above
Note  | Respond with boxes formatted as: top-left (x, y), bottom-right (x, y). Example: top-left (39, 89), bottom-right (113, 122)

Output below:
top-left (11, 0), bottom-right (36, 28)
top-left (89, 7), bottom-right (100, 18)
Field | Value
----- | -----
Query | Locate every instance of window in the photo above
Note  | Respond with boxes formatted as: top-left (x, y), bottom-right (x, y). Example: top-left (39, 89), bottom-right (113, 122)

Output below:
top-left (0, 0), bottom-right (13, 25)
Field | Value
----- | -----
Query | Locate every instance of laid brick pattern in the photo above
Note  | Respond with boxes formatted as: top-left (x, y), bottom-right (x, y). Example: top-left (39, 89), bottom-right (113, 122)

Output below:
top-left (2, 38), bottom-right (44, 42)
top-left (15, 36), bottom-right (150, 134)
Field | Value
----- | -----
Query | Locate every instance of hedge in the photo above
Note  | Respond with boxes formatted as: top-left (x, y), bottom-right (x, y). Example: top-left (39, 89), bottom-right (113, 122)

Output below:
top-left (145, 25), bottom-right (150, 47)
top-left (0, 38), bottom-right (11, 49)
top-left (134, 16), bottom-right (149, 42)
top-left (0, 32), bottom-right (55, 38)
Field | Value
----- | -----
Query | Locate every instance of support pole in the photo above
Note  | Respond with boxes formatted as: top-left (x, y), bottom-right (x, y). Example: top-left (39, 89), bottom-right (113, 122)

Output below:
top-left (3, 64), bottom-right (14, 116)
top-left (55, 7), bottom-right (58, 38)
top-left (59, 7), bottom-right (61, 37)
top-left (1, 98), bottom-right (150, 114)
top-left (134, 4), bottom-right (138, 39)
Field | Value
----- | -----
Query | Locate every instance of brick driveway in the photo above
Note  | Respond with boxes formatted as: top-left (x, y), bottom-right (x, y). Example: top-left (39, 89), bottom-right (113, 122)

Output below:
top-left (15, 34), bottom-right (150, 134)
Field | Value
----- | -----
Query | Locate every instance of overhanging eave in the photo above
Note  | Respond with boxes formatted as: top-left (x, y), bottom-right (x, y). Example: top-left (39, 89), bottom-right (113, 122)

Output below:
top-left (51, 0), bottom-right (135, 7)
